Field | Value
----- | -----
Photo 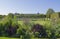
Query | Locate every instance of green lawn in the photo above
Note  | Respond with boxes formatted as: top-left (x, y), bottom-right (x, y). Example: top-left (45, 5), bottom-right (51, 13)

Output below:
top-left (0, 37), bottom-right (49, 39)
top-left (0, 37), bottom-right (18, 39)
top-left (1, 37), bottom-right (60, 39)
top-left (18, 20), bottom-right (50, 26)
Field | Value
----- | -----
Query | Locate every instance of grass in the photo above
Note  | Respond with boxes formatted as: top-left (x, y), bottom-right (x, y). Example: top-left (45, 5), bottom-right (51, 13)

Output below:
top-left (1, 37), bottom-right (60, 39)
top-left (0, 37), bottom-right (18, 39)
top-left (18, 20), bottom-right (50, 26)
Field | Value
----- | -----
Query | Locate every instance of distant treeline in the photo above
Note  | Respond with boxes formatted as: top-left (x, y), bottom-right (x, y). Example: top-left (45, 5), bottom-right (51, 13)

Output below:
top-left (0, 8), bottom-right (60, 19)
top-left (15, 14), bottom-right (46, 18)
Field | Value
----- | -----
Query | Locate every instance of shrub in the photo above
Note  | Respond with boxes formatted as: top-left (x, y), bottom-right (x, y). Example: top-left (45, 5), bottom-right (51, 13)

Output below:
top-left (31, 24), bottom-right (47, 38)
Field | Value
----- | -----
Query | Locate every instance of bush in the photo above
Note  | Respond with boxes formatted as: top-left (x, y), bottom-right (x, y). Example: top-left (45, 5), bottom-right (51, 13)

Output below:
top-left (31, 24), bottom-right (47, 38)
top-left (0, 15), bottom-right (19, 37)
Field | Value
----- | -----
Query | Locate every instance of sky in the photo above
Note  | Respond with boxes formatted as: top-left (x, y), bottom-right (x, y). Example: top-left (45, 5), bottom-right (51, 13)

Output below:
top-left (0, 0), bottom-right (60, 15)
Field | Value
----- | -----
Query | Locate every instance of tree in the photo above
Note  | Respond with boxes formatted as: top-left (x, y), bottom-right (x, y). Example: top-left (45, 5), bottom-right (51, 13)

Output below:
top-left (0, 23), bottom-right (4, 36)
top-left (0, 15), bottom-right (6, 19)
top-left (0, 14), bottom-right (19, 37)
top-left (46, 8), bottom-right (55, 18)
top-left (8, 13), bottom-right (14, 18)
top-left (3, 18), bottom-right (19, 36)
top-left (58, 12), bottom-right (60, 18)
top-left (0, 15), bottom-right (3, 19)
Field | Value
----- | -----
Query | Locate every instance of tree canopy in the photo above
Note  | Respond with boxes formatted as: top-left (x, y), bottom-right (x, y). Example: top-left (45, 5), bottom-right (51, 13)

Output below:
top-left (46, 8), bottom-right (55, 18)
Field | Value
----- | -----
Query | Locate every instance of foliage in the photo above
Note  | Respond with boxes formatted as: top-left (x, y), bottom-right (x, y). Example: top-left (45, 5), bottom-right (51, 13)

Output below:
top-left (0, 10), bottom-right (60, 39)
top-left (0, 14), bottom-right (19, 37)
top-left (31, 24), bottom-right (47, 38)
top-left (46, 8), bottom-right (55, 18)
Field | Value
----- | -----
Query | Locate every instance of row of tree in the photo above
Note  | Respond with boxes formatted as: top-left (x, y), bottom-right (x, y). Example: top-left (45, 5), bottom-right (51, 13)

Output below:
top-left (0, 8), bottom-right (60, 19)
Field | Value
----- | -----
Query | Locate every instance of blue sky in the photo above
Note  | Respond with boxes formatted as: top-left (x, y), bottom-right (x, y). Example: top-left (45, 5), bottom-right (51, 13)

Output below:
top-left (0, 0), bottom-right (60, 15)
